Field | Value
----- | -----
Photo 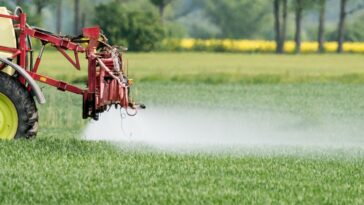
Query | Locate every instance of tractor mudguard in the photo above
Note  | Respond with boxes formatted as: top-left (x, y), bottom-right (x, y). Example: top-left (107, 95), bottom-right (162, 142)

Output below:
top-left (0, 57), bottom-right (46, 104)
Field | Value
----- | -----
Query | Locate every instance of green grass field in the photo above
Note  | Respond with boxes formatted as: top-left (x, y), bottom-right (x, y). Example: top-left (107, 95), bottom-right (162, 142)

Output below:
top-left (38, 51), bottom-right (364, 84)
top-left (1, 52), bottom-right (364, 204)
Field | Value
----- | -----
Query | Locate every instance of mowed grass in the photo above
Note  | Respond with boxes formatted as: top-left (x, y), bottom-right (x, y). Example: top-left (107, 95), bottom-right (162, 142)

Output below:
top-left (38, 51), bottom-right (364, 84)
top-left (1, 52), bottom-right (364, 204)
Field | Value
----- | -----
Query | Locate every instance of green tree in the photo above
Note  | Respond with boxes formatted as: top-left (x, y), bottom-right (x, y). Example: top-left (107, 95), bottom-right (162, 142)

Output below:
top-left (1, 0), bottom-right (10, 7)
top-left (11, 0), bottom-right (48, 26)
top-left (337, 0), bottom-right (364, 53)
top-left (30, 0), bottom-right (55, 26)
top-left (293, 0), bottom-right (316, 53)
top-left (74, 0), bottom-right (80, 34)
top-left (273, 0), bottom-right (288, 54)
top-left (202, 0), bottom-right (271, 39)
top-left (150, 0), bottom-right (173, 24)
top-left (343, 13), bottom-right (364, 41)
top-left (317, 0), bottom-right (326, 53)
top-left (56, 0), bottom-right (62, 33)
top-left (32, 0), bottom-right (54, 14)
top-left (94, 2), bottom-right (164, 51)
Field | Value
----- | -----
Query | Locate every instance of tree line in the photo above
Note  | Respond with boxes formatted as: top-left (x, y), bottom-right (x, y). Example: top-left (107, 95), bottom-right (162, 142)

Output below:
top-left (2, 0), bottom-right (364, 53)
top-left (274, 0), bottom-right (364, 54)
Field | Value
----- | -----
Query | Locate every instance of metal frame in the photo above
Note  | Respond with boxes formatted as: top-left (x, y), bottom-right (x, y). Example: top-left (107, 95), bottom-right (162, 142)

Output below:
top-left (0, 9), bottom-right (134, 120)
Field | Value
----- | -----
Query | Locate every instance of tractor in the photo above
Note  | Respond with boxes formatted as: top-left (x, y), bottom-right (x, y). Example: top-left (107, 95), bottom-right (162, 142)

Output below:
top-left (0, 7), bottom-right (144, 140)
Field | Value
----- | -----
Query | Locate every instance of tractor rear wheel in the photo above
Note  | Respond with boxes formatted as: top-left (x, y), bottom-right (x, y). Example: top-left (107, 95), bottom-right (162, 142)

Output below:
top-left (0, 72), bottom-right (38, 139)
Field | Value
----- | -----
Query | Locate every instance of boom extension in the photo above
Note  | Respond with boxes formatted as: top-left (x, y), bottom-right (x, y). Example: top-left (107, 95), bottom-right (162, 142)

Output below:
top-left (0, 7), bottom-right (144, 121)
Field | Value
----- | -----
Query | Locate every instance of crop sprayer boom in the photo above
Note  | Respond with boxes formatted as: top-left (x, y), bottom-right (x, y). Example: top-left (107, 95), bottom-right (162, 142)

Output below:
top-left (0, 7), bottom-right (144, 139)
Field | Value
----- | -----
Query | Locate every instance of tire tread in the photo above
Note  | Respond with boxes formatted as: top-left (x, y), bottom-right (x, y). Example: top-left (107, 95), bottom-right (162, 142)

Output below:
top-left (0, 72), bottom-right (38, 139)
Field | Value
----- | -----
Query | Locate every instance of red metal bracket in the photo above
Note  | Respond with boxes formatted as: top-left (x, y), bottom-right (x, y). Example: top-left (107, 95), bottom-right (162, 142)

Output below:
top-left (27, 71), bottom-right (84, 95)
top-left (55, 47), bottom-right (81, 70)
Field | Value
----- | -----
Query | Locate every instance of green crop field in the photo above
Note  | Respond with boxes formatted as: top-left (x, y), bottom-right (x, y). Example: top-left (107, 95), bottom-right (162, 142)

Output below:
top-left (1, 52), bottom-right (364, 204)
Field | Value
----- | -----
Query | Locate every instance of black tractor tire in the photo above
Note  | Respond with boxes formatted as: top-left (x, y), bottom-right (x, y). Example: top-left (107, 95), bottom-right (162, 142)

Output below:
top-left (0, 72), bottom-right (38, 139)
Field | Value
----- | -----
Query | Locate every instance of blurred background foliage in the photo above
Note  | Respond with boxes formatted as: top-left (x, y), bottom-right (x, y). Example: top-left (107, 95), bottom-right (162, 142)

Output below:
top-left (1, 0), bottom-right (364, 52)
top-left (94, 2), bottom-right (164, 51)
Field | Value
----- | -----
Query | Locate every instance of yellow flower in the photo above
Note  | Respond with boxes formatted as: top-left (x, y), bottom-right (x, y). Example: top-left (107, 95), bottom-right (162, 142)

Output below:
top-left (170, 39), bottom-right (364, 53)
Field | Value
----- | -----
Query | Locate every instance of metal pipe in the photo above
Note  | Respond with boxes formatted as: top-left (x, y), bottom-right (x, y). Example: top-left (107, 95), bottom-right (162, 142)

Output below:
top-left (96, 58), bottom-right (122, 84)
top-left (38, 45), bottom-right (45, 59)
